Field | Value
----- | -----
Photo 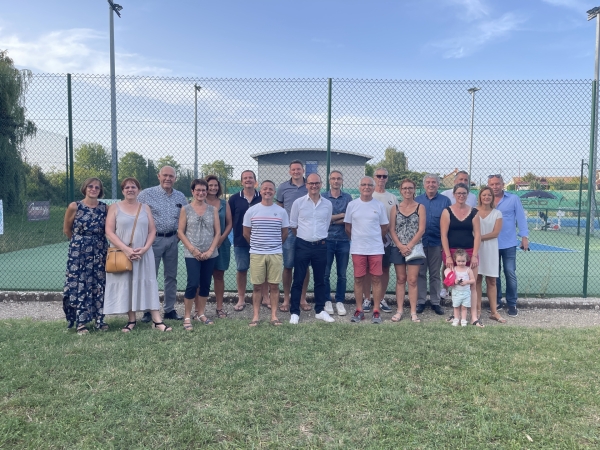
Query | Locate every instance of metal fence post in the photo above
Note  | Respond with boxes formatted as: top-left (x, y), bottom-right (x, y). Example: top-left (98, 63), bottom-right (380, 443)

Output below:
top-left (584, 81), bottom-right (598, 297)
top-left (326, 78), bottom-right (332, 191)
top-left (67, 74), bottom-right (75, 203)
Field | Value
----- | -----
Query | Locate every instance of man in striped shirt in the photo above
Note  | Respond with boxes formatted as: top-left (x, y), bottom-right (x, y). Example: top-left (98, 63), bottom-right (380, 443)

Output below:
top-left (243, 180), bottom-right (289, 326)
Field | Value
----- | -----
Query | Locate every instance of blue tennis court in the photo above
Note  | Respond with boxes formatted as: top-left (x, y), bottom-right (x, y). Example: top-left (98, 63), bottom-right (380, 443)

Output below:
top-left (518, 240), bottom-right (577, 253)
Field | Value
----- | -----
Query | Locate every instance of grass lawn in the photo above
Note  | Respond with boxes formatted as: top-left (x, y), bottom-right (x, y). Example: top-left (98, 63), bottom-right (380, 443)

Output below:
top-left (1, 318), bottom-right (599, 448)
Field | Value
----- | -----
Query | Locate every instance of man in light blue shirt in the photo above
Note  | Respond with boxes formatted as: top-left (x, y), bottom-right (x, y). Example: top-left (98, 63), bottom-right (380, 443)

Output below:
top-left (488, 175), bottom-right (529, 317)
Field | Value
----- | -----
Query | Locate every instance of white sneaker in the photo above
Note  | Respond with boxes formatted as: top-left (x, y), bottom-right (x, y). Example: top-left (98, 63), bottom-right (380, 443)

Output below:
top-left (451, 318), bottom-right (459, 327)
top-left (315, 311), bottom-right (335, 323)
top-left (289, 314), bottom-right (299, 325)
top-left (324, 301), bottom-right (334, 315)
top-left (336, 302), bottom-right (347, 316)
top-left (461, 319), bottom-right (467, 327)
top-left (440, 288), bottom-right (448, 299)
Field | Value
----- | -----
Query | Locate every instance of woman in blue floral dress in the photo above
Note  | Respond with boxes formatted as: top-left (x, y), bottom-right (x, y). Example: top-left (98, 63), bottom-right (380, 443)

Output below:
top-left (62, 177), bottom-right (109, 334)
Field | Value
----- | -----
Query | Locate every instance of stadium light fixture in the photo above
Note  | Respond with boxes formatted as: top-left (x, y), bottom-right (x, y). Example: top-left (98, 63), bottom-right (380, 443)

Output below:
top-left (467, 87), bottom-right (480, 187)
top-left (194, 84), bottom-right (202, 179)
top-left (108, 0), bottom-right (123, 198)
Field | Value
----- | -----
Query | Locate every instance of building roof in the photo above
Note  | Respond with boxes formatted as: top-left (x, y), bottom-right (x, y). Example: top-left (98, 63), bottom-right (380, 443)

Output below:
top-left (250, 148), bottom-right (374, 161)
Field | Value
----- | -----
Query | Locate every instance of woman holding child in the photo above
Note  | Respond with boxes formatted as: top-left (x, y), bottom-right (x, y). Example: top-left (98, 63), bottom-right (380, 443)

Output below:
top-left (440, 183), bottom-right (482, 327)
top-left (389, 179), bottom-right (426, 323)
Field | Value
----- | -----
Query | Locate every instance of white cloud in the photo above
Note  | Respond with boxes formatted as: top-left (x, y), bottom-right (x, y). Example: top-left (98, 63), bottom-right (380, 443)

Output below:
top-left (447, 0), bottom-right (490, 20)
top-left (0, 27), bottom-right (171, 75)
top-left (433, 12), bottom-right (525, 58)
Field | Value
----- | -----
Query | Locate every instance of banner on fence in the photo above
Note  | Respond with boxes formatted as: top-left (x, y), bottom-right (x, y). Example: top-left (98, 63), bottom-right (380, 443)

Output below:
top-left (27, 201), bottom-right (50, 221)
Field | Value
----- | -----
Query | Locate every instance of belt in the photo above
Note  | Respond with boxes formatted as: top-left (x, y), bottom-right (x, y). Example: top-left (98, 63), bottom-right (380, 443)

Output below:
top-left (156, 230), bottom-right (177, 238)
top-left (298, 238), bottom-right (326, 245)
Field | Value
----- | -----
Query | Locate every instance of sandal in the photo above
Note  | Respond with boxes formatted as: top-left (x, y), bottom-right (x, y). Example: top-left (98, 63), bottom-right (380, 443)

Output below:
top-left (183, 318), bottom-right (193, 331)
top-left (270, 319), bottom-right (283, 326)
top-left (261, 302), bottom-right (272, 310)
top-left (152, 321), bottom-right (173, 332)
top-left (489, 315), bottom-right (507, 324)
top-left (411, 314), bottom-right (421, 323)
top-left (95, 323), bottom-right (109, 331)
top-left (279, 304), bottom-right (290, 312)
top-left (233, 303), bottom-right (246, 311)
top-left (300, 304), bottom-right (312, 311)
top-left (446, 315), bottom-right (455, 323)
top-left (249, 320), bottom-right (260, 327)
top-left (215, 309), bottom-right (228, 319)
top-left (194, 314), bottom-right (214, 325)
top-left (471, 320), bottom-right (485, 328)
top-left (76, 326), bottom-right (89, 335)
top-left (122, 321), bottom-right (136, 333)
top-left (391, 312), bottom-right (403, 322)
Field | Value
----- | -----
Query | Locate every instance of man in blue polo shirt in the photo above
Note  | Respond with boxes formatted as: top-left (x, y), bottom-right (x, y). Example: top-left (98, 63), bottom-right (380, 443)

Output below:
top-left (322, 170), bottom-right (352, 316)
top-left (276, 159), bottom-right (309, 312)
top-left (415, 173), bottom-right (451, 316)
top-left (488, 174), bottom-right (529, 317)
top-left (228, 170), bottom-right (263, 311)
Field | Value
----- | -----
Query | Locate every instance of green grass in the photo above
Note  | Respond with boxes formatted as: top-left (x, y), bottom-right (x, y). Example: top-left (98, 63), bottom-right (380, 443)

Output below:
top-left (1, 319), bottom-right (599, 448)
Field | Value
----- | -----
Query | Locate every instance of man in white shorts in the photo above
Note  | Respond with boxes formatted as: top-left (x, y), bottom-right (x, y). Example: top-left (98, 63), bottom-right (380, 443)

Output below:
top-left (243, 180), bottom-right (289, 327)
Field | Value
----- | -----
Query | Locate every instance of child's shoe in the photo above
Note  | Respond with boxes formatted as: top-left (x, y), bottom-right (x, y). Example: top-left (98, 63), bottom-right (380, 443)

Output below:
top-left (461, 319), bottom-right (468, 327)
top-left (451, 318), bottom-right (459, 327)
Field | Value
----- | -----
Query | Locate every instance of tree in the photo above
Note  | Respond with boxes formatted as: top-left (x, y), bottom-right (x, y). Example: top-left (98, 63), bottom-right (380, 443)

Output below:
top-left (0, 50), bottom-right (37, 213)
top-left (119, 152), bottom-right (149, 188)
top-left (23, 162), bottom-right (64, 204)
top-left (551, 178), bottom-right (567, 190)
top-left (201, 160), bottom-right (233, 181)
top-left (73, 143), bottom-right (112, 196)
top-left (371, 146), bottom-right (425, 187)
top-left (156, 155), bottom-right (181, 175)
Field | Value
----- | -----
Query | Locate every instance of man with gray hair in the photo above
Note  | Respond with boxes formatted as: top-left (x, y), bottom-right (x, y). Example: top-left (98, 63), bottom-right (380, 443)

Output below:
top-left (441, 170), bottom-right (477, 207)
top-left (138, 165), bottom-right (188, 322)
top-left (415, 173), bottom-right (451, 316)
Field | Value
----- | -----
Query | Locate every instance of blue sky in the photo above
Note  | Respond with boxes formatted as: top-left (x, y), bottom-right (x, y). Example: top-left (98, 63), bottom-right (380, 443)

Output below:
top-left (1, 0), bottom-right (599, 79)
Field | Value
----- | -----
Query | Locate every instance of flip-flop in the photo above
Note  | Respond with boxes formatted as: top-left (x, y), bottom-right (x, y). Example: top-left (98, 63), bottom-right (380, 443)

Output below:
top-left (300, 304), bottom-right (312, 311)
top-left (261, 303), bottom-right (272, 310)
top-left (270, 319), bottom-right (283, 326)
top-left (249, 320), bottom-right (260, 327)
top-left (471, 320), bottom-right (485, 328)
top-left (411, 314), bottom-right (421, 323)
top-left (279, 305), bottom-right (290, 312)
top-left (391, 312), bottom-right (403, 322)
top-left (489, 315), bottom-right (507, 324)
top-left (233, 304), bottom-right (246, 311)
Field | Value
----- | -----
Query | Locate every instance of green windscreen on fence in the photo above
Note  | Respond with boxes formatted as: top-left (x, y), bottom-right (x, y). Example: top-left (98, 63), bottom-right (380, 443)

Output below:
top-left (0, 74), bottom-right (598, 296)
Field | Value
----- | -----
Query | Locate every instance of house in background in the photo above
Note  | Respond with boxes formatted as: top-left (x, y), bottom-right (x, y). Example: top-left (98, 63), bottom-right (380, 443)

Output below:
top-left (250, 148), bottom-right (374, 188)
top-left (441, 168), bottom-right (476, 188)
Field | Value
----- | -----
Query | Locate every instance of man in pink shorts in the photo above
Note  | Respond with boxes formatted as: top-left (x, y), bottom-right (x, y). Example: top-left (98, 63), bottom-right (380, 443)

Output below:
top-left (344, 177), bottom-right (389, 324)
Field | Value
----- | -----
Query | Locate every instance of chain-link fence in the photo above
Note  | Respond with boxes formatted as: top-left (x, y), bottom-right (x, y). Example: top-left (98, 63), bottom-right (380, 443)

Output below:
top-left (1, 74), bottom-right (598, 296)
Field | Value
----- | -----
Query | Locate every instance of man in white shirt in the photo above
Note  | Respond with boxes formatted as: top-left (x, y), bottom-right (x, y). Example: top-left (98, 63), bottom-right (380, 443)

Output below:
top-left (288, 173), bottom-right (334, 324)
top-left (441, 170), bottom-right (477, 207)
top-left (368, 167), bottom-right (398, 313)
top-left (344, 177), bottom-right (389, 324)
top-left (243, 180), bottom-right (289, 327)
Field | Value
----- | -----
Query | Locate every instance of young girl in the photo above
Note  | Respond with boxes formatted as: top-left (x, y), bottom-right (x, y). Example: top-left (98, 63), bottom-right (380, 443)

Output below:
top-left (444, 249), bottom-right (475, 326)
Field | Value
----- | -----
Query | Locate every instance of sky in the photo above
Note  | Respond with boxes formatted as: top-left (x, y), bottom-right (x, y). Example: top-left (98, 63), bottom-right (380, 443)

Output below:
top-left (1, 0), bottom-right (599, 80)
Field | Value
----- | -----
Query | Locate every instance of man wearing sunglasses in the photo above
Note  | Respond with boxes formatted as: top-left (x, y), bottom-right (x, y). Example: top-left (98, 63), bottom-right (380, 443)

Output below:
top-left (488, 174), bottom-right (529, 317)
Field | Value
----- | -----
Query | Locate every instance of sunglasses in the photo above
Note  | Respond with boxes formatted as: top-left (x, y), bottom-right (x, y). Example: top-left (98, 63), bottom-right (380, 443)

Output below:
top-left (488, 174), bottom-right (502, 179)
top-left (375, 174), bottom-right (388, 179)
top-left (87, 185), bottom-right (101, 190)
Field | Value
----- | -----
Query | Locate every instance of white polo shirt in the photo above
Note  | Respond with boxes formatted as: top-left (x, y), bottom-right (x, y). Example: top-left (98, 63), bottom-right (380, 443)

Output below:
top-left (289, 194), bottom-right (332, 242)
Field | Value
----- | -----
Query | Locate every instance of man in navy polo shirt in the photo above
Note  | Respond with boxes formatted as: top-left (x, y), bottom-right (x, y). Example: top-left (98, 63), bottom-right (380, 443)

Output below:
top-left (276, 159), bottom-right (309, 312)
top-left (228, 170), bottom-right (263, 311)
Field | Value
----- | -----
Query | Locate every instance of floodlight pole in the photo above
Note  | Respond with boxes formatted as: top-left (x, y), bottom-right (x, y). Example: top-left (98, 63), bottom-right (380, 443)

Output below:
top-left (108, 0), bottom-right (122, 198)
top-left (467, 87), bottom-right (480, 186)
top-left (194, 84), bottom-right (201, 179)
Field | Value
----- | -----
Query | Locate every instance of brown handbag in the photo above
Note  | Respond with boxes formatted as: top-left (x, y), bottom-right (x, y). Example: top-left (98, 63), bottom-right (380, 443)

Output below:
top-left (105, 204), bottom-right (142, 273)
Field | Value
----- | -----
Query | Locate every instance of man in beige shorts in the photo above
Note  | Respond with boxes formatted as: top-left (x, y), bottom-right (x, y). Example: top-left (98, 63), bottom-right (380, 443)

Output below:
top-left (243, 180), bottom-right (289, 326)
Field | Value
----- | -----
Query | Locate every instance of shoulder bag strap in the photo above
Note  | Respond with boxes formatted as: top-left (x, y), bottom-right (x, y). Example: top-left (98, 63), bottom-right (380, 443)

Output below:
top-left (127, 203), bottom-right (142, 247)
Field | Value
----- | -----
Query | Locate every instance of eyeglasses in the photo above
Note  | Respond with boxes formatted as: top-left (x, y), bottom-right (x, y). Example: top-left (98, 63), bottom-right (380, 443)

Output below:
top-left (401, 187), bottom-right (415, 190)
top-left (360, 183), bottom-right (374, 187)
top-left (455, 192), bottom-right (468, 196)
top-left (193, 189), bottom-right (207, 193)
top-left (375, 174), bottom-right (388, 179)
top-left (307, 182), bottom-right (321, 186)
top-left (488, 174), bottom-right (502, 179)
top-left (87, 185), bottom-right (101, 190)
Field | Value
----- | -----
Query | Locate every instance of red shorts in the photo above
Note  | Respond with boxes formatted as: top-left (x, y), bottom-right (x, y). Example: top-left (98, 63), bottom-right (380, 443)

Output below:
top-left (442, 248), bottom-right (474, 263)
top-left (352, 254), bottom-right (383, 278)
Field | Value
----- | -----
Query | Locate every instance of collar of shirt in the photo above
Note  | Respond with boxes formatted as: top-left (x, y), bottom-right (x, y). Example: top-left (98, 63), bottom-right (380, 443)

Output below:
top-left (290, 195), bottom-right (332, 241)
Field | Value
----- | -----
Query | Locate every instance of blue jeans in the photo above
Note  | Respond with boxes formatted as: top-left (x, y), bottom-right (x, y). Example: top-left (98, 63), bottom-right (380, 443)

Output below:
top-left (324, 240), bottom-right (350, 303)
top-left (497, 246), bottom-right (518, 307)
top-left (291, 238), bottom-right (327, 315)
top-left (282, 230), bottom-right (296, 269)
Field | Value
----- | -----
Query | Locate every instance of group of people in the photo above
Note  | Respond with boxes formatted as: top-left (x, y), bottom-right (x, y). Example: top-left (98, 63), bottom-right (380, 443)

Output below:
top-left (62, 162), bottom-right (528, 333)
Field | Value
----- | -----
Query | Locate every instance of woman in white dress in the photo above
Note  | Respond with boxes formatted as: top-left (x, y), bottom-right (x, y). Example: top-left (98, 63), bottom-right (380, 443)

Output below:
top-left (104, 177), bottom-right (172, 332)
top-left (476, 187), bottom-right (506, 323)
